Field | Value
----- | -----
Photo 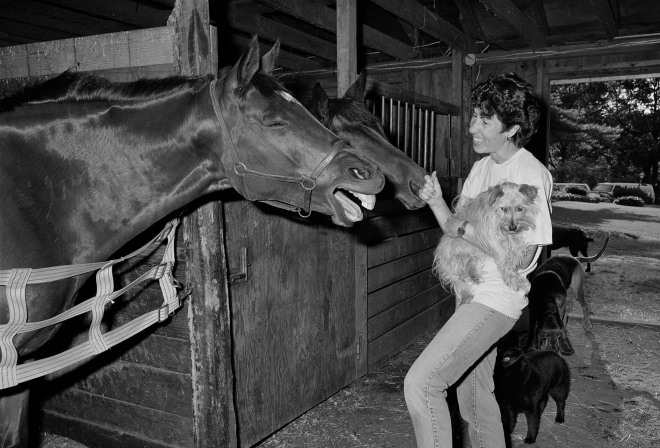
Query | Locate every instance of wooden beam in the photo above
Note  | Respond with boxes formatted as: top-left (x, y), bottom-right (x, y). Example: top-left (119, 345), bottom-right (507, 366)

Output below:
top-left (589, 0), bottom-right (619, 40)
top-left (227, 4), bottom-right (336, 62)
top-left (0, 27), bottom-right (175, 80)
top-left (34, 0), bottom-right (170, 29)
top-left (336, 0), bottom-right (357, 96)
top-left (529, 0), bottom-right (550, 36)
top-left (169, 0), bottom-right (236, 447)
top-left (370, 0), bottom-right (480, 54)
top-left (365, 78), bottom-right (460, 116)
top-left (478, 0), bottom-right (547, 48)
top-left (454, 0), bottom-right (485, 40)
top-left (256, 0), bottom-right (415, 61)
top-left (229, 34), bottom-right (324, 72)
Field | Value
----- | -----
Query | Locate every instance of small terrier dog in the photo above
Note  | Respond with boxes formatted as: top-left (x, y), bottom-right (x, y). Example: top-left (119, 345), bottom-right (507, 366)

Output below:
top-left (433, 182), bottom-right (539, 306)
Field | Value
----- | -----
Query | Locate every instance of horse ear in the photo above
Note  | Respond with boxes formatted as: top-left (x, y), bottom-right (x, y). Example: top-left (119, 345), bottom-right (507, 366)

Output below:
top-left (312, 83), bottom-right (331, 126)
top-left (261, 39), bottom-right (280, 75)
top-left (234, 35), bottom-right (260, 86)
top-left (343, 71), bottom-right (366, 101)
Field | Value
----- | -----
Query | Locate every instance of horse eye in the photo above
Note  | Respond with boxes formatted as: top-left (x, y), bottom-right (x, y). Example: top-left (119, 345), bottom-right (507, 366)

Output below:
top-left (265, 121), bottom-right (288, 129)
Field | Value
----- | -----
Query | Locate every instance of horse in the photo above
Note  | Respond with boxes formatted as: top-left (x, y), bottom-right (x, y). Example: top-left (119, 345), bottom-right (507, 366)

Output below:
top-left (0, 36), bottom-right (385, 447)
top-left (311, 73), bottom-right (427, 210)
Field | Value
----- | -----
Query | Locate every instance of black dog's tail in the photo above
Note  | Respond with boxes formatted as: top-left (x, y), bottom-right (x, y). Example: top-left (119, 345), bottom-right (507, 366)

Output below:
top-left (576, 236), bottom-right (609, 263)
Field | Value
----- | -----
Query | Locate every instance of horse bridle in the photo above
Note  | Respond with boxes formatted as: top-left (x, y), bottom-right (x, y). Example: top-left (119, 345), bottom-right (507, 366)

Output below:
top-left (209, 79), bottom-right (342, 217)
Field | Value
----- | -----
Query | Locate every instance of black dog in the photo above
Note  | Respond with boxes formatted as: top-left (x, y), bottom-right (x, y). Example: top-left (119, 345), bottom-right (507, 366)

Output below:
top-left (528, 237), bottom-right (609, 355)
top-left (549, 226), bottom-right (594, 271)
top-left (495, 342), bottom-right (571, 446)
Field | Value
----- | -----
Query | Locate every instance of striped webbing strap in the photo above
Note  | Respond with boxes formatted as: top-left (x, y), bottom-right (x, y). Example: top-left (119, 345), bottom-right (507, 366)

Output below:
top-left (0, 219), bottom-right (185, 390)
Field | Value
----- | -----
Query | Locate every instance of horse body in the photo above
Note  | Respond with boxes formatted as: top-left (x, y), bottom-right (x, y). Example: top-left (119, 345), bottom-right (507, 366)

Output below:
top-left (0, 37), bottom-right (384, 447)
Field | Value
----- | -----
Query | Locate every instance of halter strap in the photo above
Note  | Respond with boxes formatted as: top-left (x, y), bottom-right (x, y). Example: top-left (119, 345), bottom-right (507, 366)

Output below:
top-left (209, 79), bottom-right (341, 217)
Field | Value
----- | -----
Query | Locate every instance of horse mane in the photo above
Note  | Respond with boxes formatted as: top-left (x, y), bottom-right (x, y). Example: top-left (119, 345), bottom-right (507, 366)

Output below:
top-left (0, 70), bottom-right (290, 113)
top-left (0, 71), bottom-right (211, 113)
top-left (330, 97), bottom-right (382, 131)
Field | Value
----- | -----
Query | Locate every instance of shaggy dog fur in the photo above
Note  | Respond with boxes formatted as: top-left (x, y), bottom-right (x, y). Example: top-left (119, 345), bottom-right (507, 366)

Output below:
top-left (527, 237), bottom-right (609, 355)
top-left (433, 182), bottom-right (540, 306)
top-left (549, 226), bottom-right (595, 271)
top-left (495, 341), bottom-right (571, 446)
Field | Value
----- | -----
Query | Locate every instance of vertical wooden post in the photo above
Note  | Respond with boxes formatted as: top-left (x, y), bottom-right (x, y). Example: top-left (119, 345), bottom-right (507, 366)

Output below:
top-left (336, 0), bottom-right (357, 97)
top-left (451, 49), bottom-right (465, 180)
top-left (169, 0), bottom-right (237, 447)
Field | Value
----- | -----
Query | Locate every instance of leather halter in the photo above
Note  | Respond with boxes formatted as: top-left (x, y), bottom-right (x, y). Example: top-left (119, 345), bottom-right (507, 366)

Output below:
top-left (209, 79), bottom-right (342, 217)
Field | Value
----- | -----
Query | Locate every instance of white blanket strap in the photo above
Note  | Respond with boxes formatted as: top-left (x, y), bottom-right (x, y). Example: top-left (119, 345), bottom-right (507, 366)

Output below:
top-left (0, 219), bottom-right (186, 390)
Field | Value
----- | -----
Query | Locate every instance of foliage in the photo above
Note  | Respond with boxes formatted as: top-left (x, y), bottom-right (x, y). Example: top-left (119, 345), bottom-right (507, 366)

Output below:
top-left (613, 186), bottom-right (653, 204)
top-left (551, 191), bottom-right (600, 203)
top-left (614, 196), bottom-right (645, 207)
top-left (550, 78), bottom-right (660, 194)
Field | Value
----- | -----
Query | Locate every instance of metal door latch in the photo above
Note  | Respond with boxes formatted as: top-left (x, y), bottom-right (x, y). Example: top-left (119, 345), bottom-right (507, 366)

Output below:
top-left (228, 247), bottom-right (249, 284)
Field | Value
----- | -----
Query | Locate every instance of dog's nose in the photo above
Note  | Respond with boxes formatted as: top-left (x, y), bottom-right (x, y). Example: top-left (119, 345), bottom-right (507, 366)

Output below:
top-left (508, 224), bottom-right (518, 232)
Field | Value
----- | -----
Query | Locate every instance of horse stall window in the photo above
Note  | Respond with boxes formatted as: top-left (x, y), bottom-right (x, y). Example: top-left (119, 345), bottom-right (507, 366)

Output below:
top-left (367, 96), bottom-right (451, 175)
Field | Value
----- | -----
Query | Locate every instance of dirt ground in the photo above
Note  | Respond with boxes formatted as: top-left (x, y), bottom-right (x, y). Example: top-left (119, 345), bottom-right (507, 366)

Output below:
top-left (41, 201), bottom-right (660, 448)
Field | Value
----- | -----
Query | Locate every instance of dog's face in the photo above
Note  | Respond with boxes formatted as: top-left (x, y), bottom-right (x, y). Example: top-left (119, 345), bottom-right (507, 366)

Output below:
top-left (487, 183), bottom-right (538, 234)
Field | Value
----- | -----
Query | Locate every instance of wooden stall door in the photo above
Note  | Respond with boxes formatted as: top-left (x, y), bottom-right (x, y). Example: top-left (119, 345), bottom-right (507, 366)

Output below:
top-left (223, 195), bottom-right (360, 447)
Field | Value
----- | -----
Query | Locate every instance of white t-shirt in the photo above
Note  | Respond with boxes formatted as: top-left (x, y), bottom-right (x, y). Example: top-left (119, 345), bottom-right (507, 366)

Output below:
top-left (458, 148), bottom-right (553, 318)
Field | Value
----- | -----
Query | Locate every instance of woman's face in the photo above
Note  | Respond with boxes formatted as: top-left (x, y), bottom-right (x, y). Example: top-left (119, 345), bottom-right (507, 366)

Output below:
top-left (468, 108), bottom-right (513, 156)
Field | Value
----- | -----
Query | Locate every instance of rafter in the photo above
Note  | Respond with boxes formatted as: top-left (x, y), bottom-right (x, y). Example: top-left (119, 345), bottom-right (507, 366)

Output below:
top-left (370, 0), bottom-right (480, 54)
top-left (479, 0), bottom-right (547, 48)
top-left (529, 0), bottom-right (549, 36)
top-left (589, 0), bottom-right (618, 39)
top-left (227, 3), bottom-right (337, 62)
top-left (454, 0), bottom-right (485, 40)
top-left (256, 0), bottom-right (415, 61)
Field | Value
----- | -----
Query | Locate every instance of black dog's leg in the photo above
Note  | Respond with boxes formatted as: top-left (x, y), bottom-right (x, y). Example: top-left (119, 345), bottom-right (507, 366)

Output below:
top-left (524, 410), bottom-right (542, 444)
top-left (500, 407), bottom-right (516, 448)
top-left (550, 384), bottom-right (569, 424)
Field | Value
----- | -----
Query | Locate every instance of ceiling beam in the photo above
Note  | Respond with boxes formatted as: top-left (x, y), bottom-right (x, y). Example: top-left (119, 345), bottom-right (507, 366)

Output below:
top-left (454, 0), bottom-right (485, 40)
top-left (336, 0), bottom-right (357, 96)
top-left (256, 0), bottom-right (415, 61)
top-left (589, 0), bottom-right (618, 39)
top-left (229, 34), bottom-right (324, 72)
top-left (369, 0), bottom-right (480, 54)
top-left (529, 0), bottom-right (549, 36)
top-left (227, 3), bottom-right (337, 62)
top-left (478, 0), bottom-right (547, 48)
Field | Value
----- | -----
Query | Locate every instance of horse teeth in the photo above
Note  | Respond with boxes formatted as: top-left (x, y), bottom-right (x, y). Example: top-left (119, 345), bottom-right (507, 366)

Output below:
top-left (352, 192), bottom-right (376, 210)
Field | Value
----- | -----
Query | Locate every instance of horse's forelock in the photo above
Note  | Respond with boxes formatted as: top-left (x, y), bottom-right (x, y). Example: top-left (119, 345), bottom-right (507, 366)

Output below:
top-left (331, 98), bottom-right (382, 131)
top-left (235, 71), bottom-right (289, 100)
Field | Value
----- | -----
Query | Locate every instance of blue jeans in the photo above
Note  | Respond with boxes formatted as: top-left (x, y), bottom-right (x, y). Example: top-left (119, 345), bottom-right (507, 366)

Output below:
top-left (404, 302), bottom-right (517, 448)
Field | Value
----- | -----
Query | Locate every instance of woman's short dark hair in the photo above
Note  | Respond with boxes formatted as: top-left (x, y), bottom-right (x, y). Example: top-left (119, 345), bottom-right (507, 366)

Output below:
top-left (470, 73), bottom-right (541, 148)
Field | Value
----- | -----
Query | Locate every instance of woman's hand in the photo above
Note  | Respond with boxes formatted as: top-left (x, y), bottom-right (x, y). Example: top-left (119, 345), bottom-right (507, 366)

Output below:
top-left (418, 171), bottom-right (445, 208)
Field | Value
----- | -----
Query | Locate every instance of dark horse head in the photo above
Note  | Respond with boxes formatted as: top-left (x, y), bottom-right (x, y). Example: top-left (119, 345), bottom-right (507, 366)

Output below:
top-left (0, 36), bottom-right (384, 445)
top-left (311, 72), bottom-right (426, 210)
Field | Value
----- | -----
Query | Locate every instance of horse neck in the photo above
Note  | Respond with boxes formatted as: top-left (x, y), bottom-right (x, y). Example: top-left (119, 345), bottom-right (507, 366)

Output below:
top-left (33, 85), bottom-right (228, 264)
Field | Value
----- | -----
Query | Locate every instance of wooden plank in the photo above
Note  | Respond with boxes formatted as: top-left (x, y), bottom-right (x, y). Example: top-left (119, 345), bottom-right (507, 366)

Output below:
top-left (368, 269), bottom-right (442, 318)
top-left (171, 1), bottom-right (233, 446)
top-left (370, 0), bottom-right (479, 54)
top-left (368, 298), bottom-right (452, 366)
top-left (368, 284), bottom-right (446, 341)
top-left (367, 248), bottom-right (435, 293)
top-left (257, 0), bottom-right (415, 61)
top-left (0, 27), bottom-right (175, 80)
top-left (478, 0), bottom-right (547, 48)
top-left (366, 77), bottom-right (460, 115)
top-left (589, 0), bottom-right (618, 39)
top-left (42, 388), bottom-right (194, 447)
top-left (454, 0), bottom-right (485, 40)
top-left (362, 209), bottom-right (439, 245)
top-left (367, 227), bottom-right (441, 268)
top-left (227, 5), bottom-right (337, 62)
top-left (64, 362), bottom-right (193, 418)
top-left (355, 225), bottom-right (369, 378)
top-left (116, 333), bottom-right (192, 374)
top-left (43, 411), bottom-right (181, 448)
top-left (336, 0), bottom-right (357, 97)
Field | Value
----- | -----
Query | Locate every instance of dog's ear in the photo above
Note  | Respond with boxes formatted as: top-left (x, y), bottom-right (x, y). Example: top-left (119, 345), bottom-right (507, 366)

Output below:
top-left (488, 184), bottom-right (505, 206)
top-left (518, 184), bottom-right (538, 202)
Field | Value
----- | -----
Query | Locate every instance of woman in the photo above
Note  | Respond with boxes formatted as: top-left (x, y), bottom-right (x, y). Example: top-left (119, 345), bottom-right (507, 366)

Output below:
top-left (404, 72), bottom-right (553, 448)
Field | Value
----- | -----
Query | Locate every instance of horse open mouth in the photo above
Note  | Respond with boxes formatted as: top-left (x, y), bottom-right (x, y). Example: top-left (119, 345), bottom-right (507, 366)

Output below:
top-left (334, 189), bottom-right (376, 222)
